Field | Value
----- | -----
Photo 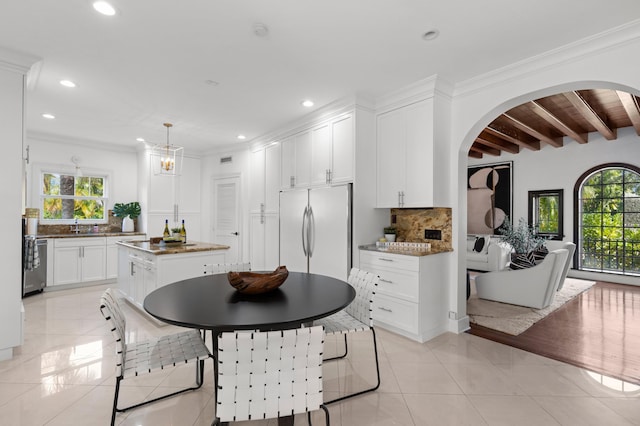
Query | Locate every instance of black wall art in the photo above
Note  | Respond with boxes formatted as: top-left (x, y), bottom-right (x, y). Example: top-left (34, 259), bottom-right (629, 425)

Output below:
top-left (467, 161), bottom-right (512, 235)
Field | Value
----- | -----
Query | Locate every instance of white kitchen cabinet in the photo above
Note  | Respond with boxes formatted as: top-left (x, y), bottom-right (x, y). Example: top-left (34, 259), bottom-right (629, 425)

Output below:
top-left (250, 142), bottom-right (281, 270)
top-left (311, 122), bottom-right (332, 185)
top-left (376, 99), bottom-right (433, 207)
top-left (52, 238), bottom-right (106, 286)
top-left (107, 235), bottom-right (146, 279)
top-left (280, 135), bottom-right (295, 190)
top-left (294, 130), bottom-right (312, 188)
top-left (330, 114), bottom-right (354, 184)
top-left (359, 249), bottom-right (447, 342)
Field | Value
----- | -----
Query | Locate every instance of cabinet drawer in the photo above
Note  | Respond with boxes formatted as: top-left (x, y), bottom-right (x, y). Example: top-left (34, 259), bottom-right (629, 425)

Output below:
top-left (364, 265), bottom-right (418, 302)
top-left (54, 237), bottom-right (105, 247)
top-left (360, 250), bottom-right (419, 272)
top-left (373, 294), bottom-right (418, 335)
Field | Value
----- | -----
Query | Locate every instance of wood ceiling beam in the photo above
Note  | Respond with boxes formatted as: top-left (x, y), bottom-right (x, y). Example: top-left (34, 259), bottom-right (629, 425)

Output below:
top-left (476, 132), bottom-right (520, 154)
top-left (485, 126), bottom-right (540, 151)
top-left (468, 150), bottom-right (483, 159)
top-left (616, 90), bottom-right (640, 136)
top-left (502, 112), bottom-right (563, 147)
top-left (470, 143), bottom-right (500, 156)
top-left (529, 100), bottom-right (588, 144)
top-left (563, 91), bottom-right (617, 140)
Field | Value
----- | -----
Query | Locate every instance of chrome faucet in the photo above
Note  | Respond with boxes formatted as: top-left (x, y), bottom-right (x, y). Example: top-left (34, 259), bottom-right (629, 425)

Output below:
top-left (73, 219), bottom-right (80, 234)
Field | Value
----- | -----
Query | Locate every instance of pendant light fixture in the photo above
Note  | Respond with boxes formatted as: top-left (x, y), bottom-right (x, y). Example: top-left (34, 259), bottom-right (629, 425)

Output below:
top-left (151, 122), bottom-right (183, 176)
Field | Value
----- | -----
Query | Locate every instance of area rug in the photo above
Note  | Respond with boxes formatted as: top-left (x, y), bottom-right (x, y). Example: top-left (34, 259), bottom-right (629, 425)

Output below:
top-left (467, 277), bottom-right (596, 336)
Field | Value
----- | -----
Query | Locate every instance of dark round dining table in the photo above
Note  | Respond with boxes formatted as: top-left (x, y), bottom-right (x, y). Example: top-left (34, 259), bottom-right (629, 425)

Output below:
top-left (143, 271), bottom-right (355, 426)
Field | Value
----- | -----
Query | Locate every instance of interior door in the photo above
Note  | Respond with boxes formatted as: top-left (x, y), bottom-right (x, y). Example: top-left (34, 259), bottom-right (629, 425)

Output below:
top-left (212, 176), bottom-right (241, 263)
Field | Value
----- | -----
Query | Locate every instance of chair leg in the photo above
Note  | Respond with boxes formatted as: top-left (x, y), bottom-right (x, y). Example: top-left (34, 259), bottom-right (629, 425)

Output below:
top-left (112, 355), bottom-right (211, 420)
top-left (307, 405), bottom-right (331, 426)
top-left (324, 328), bottom-right (381, 405)
top-left (324, 334), bottom-right (348, 361)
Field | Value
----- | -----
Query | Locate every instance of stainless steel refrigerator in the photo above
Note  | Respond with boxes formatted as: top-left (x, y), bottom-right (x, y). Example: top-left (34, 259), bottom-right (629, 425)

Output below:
top-left (279, 184), bottom-right (352, 281)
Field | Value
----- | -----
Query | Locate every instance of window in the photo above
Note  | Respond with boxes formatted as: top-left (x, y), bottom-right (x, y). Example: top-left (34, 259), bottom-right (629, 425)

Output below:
top-left (40, 171), bottom-right (108, 223)
top-left (575, 163), bottom-right (640, 276)
top-left (528, 189), bottom-right (563, 240)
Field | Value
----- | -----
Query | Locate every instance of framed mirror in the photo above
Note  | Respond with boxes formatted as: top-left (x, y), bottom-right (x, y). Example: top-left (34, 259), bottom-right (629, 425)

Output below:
top-left (528, 189), bottom-right (564, 240)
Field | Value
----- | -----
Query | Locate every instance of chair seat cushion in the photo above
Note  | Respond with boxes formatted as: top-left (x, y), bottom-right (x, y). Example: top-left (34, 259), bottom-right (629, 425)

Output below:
top-left (123, 329), bottom-right (210, 378)
top-left (315, 310), bottom-right (369, 335)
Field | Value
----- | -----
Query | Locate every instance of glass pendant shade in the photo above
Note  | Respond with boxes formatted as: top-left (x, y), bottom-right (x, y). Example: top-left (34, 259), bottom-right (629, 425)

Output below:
top-left (151, 123), bottom-right (183, 176)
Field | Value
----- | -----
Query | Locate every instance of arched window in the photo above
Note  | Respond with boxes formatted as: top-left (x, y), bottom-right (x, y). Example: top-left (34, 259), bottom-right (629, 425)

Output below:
top-left (575, 163), bottom-right (640, 276)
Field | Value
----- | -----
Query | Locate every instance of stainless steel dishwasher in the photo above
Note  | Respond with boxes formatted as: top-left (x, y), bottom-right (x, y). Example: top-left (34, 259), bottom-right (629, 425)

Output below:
top-left (23, 237), bottom-right (47, 296)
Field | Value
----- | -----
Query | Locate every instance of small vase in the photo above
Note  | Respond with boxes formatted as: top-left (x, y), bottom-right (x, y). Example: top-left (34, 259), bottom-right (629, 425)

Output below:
top-left (122, 216), bottom-right (134, 232)
top-left (385, 233), bottom-right (396, 242)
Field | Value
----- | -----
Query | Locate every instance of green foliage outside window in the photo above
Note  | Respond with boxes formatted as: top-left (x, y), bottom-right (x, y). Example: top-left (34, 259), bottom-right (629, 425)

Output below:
top-left (579, 167), bottom-right (640, 275)
top-left (41, 172), bottom-right (106, 221)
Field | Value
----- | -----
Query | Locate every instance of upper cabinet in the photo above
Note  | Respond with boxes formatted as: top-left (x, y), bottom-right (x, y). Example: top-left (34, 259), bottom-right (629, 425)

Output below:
top-left (280, 113), bottom-right (354, 190)
top-left (250, 142), bottom-right (281, 214)
top-left (376, 99), bottom-right (434, 208)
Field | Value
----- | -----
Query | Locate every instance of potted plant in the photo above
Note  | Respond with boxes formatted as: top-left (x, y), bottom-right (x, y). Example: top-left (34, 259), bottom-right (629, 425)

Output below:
top-left (171, 226), bottom-right (181, 237)
top-left (383, 226), bottom-right (397, 243)
top-left (112, 202), bottom-right (141, 232)
top-left (498, 217), bottom-right (547, 268)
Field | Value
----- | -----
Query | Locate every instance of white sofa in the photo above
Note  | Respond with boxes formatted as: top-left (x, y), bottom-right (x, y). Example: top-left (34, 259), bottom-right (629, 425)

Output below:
top-left (475, 248), bottom-right (569, 309)
top-left (466, 235), bottom-right (512, 272)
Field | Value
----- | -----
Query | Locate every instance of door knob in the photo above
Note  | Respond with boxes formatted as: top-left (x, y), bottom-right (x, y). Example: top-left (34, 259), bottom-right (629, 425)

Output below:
top-left (231, 232), bottom-right (239, 236)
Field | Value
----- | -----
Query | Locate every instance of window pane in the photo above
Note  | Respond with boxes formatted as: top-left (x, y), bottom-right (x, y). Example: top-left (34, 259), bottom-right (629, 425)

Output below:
top-left (91, 177), bottom-right (104, 197)
top-left (75, 177), bottom-right (90, 196)
top-left (624, 170), bottom-right (640, 183)
top-left (603, 198), bottom-right (622, 213)
top-left (583, 213), bottom-right (602, 227)
top-left (75, 199), bottom-right (104, 220)
top-left (43, 173), bottom-right (60, 195)
top-left (42, 198), bottom-right (62, 219)
top-left (581, 198), bottom-right (601, 213)
top-left (60, 175), bottom-right (75, 196)
top-left (584, 172), bottom-right (602, 186)
top-left (602, 169), bottom-right (623, 184)
top-left (624, 183), bottom-right (640, 198)
top-left (603, 183), bottom-right (623, 198)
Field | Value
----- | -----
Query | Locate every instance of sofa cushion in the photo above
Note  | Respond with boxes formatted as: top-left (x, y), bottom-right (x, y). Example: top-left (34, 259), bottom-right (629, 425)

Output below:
top-left (467, 251), bottom-right (489, 263)
top-left (466, 238), bottom-right (476, 252)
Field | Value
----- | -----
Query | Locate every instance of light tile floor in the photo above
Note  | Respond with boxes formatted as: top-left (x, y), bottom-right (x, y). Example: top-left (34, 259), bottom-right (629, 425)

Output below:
top-left (1, 284), bottom-right (639, 425)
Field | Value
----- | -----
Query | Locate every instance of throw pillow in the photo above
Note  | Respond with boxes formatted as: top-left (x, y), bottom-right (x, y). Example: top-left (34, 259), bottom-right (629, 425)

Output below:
top-left (466, 238), bottom-right (476, 252)
top-left (531, 245), bottom-right (549, 264)
top-left (510, 253), bottom-right (536, 270)
top-left (473, 237), bottom-right (485, 253)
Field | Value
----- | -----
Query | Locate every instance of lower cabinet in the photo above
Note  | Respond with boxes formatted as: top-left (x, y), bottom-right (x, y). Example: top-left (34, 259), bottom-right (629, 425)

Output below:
top-left (52, 238), bottom-right (107, 286)
top-left (359, 249), bottom-right (449, 342)
top-left (117, 245), bottom-right (226, 311)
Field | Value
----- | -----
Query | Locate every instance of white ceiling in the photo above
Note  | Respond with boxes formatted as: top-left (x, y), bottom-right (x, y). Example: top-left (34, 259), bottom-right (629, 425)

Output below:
top-left (2, 0), bottom-right (640, 153)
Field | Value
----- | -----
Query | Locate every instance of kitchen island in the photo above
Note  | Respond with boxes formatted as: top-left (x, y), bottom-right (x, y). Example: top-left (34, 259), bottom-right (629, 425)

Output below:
top-left (117, 240), bottom-right (229, 313)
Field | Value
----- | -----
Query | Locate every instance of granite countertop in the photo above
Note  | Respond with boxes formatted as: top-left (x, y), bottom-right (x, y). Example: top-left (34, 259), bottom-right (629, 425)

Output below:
top-left (116, 240), bottom-right (230, 255)
top-left (359, 244), bottom-right (453, 257)
top-left (37, 232), bottom-right (146, 239)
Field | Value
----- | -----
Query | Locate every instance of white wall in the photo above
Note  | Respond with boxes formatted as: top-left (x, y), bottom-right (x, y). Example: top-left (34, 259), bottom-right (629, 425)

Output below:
top-left (448, 21), bottom-right (640, 331)
top-left (26, 137), bottom-right (138, 212)
top-left (468, 127), bottom-right (640, 238)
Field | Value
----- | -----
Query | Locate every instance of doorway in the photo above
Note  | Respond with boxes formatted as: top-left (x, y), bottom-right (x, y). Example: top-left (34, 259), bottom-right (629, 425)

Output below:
top-left (212, 176), bottom-right (241, 263)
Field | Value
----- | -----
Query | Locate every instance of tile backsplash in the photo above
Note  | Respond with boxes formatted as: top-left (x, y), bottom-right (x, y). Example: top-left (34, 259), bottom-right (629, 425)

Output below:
top-left (35, 210), bottom-right (134, 235)
top-left (390, 207), bottom-right (452, 252)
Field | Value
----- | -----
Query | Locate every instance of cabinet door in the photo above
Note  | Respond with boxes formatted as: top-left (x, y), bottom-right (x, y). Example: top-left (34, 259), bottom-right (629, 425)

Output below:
top-left (403, 99), bottom-right (433, 207)
top-left (264, 142), bottom-right (281, 212)
top-left (53, 246), bottom-right (81, 285)
top-left (106, 243), bottom-right (118, 279)
top-left (311, 123), bottom-right (332, 186)
top-left (294, 130), bottom-right (312, 188)
top-left (131, 260), bottom-right (145, 307)
top-left (144, 261), bottom-right (157, 298)
top-left (280, 136), bottom-right (295, 190)
top-left (331, 115), bottom-right (354, 184)
top-left (249, 214), bottom-right (266, 271)
top-left (264, 214), bottom-right (280, 270)
top-left (117, 248), bottom-right (131, 299)
top-left (249, 148), bottom-right (266, 213)
top-left (81, 245), bottom-right (106, 282)
top-left (147, 167), bottom-right (176, 213)
top-left (376, 108), bottom-right (406, 208)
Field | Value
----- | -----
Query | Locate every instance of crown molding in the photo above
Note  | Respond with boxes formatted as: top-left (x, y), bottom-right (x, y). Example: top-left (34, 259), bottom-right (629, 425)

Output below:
top-left (0, 46), bottom-right (40, 74)
top-left (375, 75), bottom-right (454, 114)
top-left (27, 131), bottom-right (138, 153)
top-left (454, 19), bottom-right (640, 98)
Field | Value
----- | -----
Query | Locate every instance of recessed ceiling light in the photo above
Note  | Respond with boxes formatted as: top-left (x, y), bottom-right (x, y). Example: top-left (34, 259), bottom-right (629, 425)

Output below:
top-left (253, 23), bottom-right (269, 38)
top-left (42, 113), bottom-right (55, 119)
top-left (136, 137), bottom-right (145, 142)
top-left (422, 29), bottom-right (440, 41)
top-left (204, 80), bottom-right (219, 86)
top-left (301, 100), bottom-right (314, 108)
top-left (60, 80), bottom-right (76, 88)
top-left (237, 134), bottom-right (246, 140)
top-left (93, 1), bottom-right (116, 16)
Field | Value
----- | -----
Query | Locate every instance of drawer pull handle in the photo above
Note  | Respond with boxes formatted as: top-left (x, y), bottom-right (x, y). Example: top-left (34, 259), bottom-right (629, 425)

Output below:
top-left (378, 307), bottom-right (393, 313)
top-left (379, 278), bottom-right (394, 284)
top-left (378, 258), bottom-right (394, 262)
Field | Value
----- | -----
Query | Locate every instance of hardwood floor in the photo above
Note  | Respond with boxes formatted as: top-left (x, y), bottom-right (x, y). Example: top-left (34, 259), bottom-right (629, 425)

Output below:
top-left (468, 281), bottom-right (640, 385)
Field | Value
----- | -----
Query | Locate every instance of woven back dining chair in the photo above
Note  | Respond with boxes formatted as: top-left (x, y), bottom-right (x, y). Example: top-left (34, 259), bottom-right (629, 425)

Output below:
top-left (214, 326), bottom-right (330, 425)
top-left (99, 288), bottom-right (212, 426)
top-left (314, 267), bottom-right (380, 404)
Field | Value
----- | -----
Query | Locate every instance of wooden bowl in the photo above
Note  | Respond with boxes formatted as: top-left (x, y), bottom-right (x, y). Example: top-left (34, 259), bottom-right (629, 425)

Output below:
top-left (227, 266), bottom-right (289, 295)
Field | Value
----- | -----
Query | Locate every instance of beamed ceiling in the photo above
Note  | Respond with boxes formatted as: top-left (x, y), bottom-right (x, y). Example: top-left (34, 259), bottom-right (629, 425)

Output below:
top-left (469, 89), bottom-right (640, 158)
